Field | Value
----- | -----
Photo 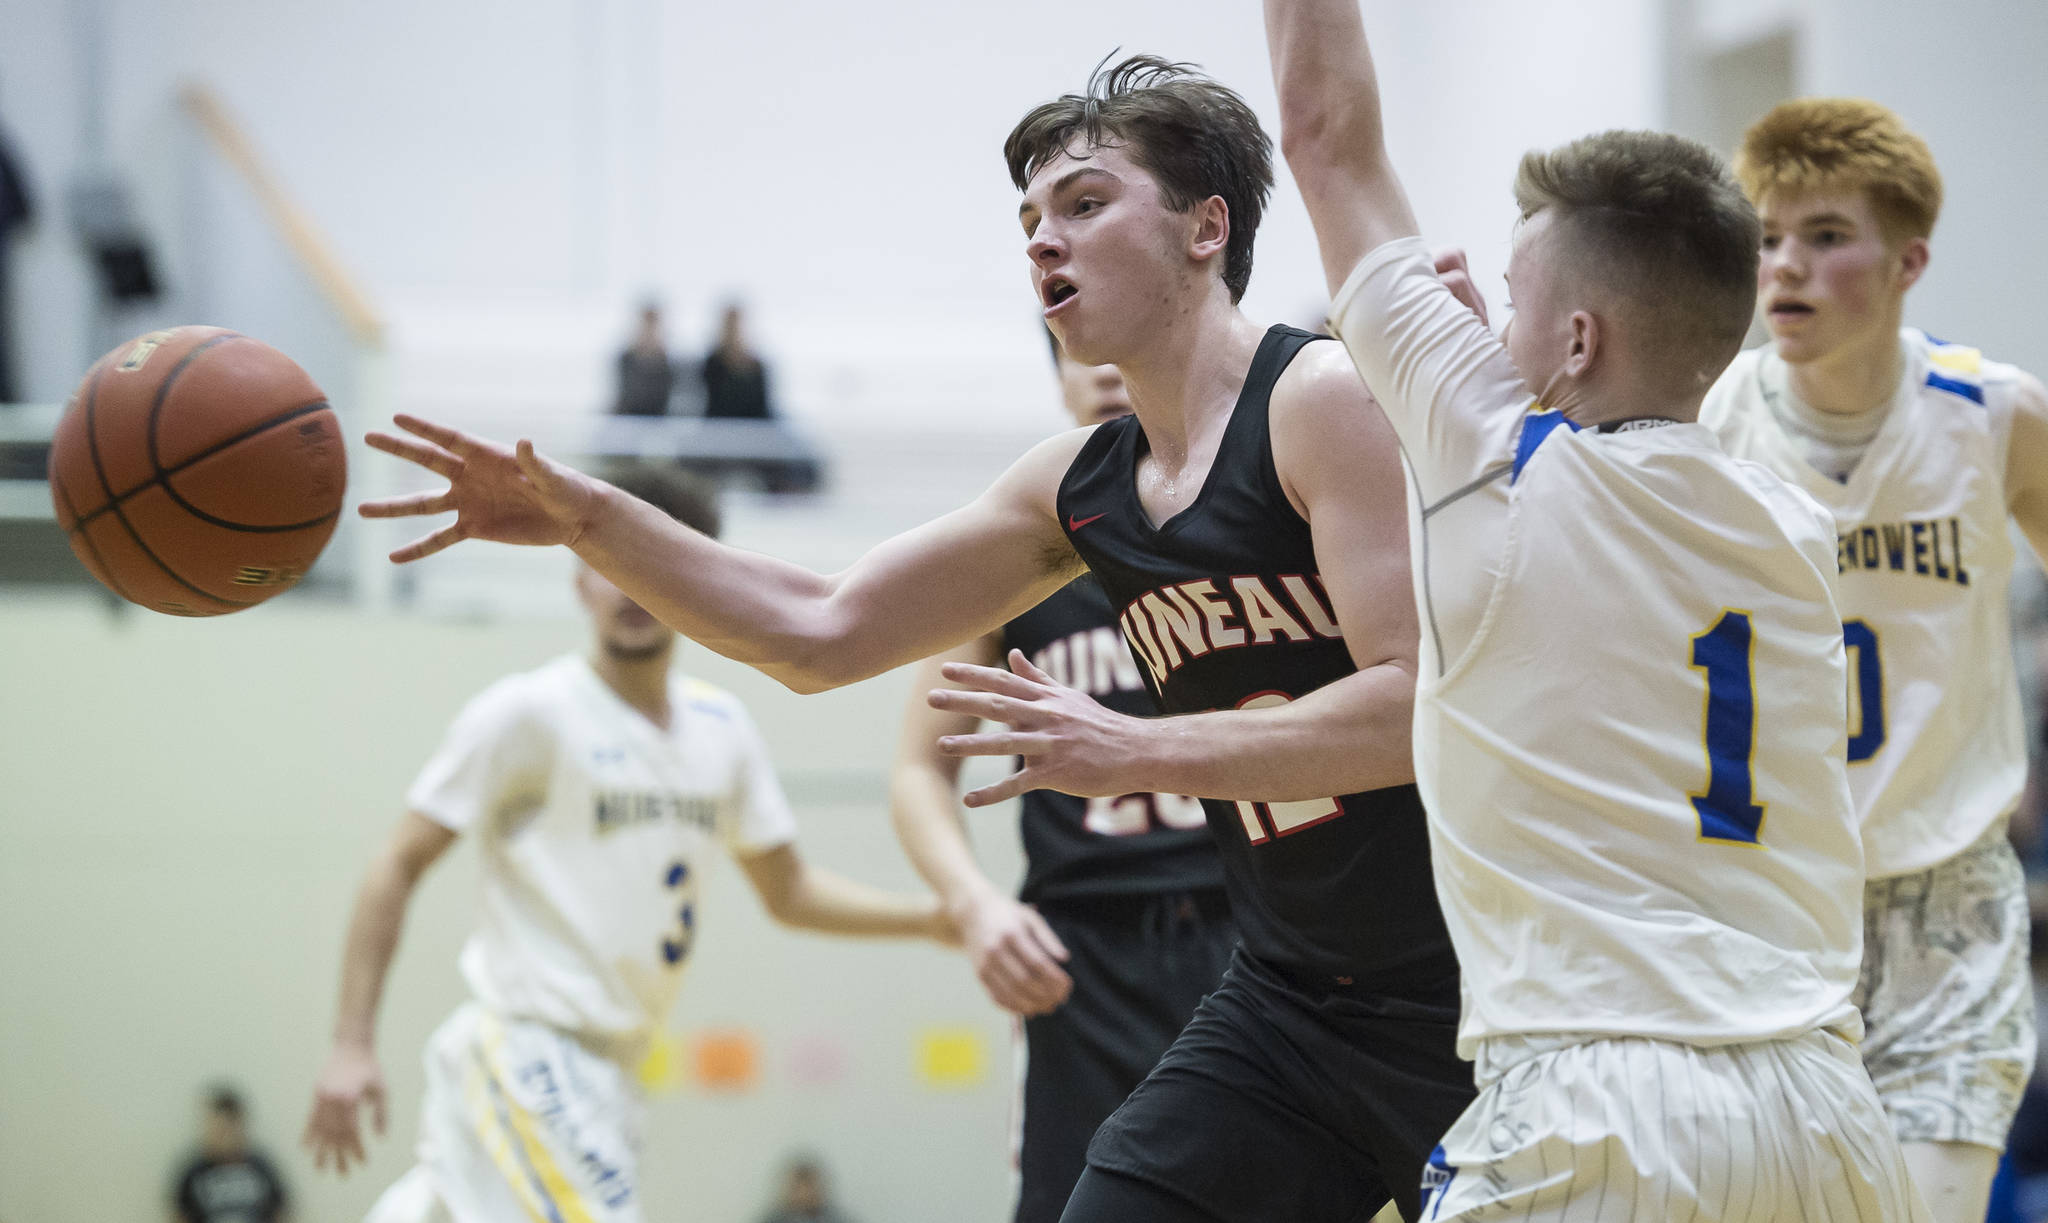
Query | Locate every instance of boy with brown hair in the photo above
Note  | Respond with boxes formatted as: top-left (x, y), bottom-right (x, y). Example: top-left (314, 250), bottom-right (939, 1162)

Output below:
top-left (1702, 96), bottom-right (2048, 1222)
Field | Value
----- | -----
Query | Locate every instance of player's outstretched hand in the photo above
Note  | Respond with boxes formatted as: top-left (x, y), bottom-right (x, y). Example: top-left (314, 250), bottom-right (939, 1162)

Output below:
top-left (957, 891), bottom-right (1073, 1015)
top-left (359, 414), bottom-right (604, 563)
top-left (932, 650), bottom-right (1153, 807)
top-left (1433, 247), bottom-right (1489, 326)
top-left (303, 1042), bottom-right (387, 1176)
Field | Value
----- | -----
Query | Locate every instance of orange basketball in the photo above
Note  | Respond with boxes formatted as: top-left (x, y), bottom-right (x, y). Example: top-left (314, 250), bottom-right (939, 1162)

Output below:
top-left (47, 327), bottom-right (348, 616)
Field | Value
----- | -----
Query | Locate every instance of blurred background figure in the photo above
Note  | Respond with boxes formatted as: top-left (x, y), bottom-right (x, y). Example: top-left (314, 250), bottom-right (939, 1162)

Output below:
top-left (757, 1154), bottom-right (857, 1223)
top-left (0, 96), bottom-right (33, 403)
top-left (702, 300), bottom-right (774, 421)
top-left (613, 300), bottom-right (677, 418)
top-left (170, 1086), bottom-right (291, 1223)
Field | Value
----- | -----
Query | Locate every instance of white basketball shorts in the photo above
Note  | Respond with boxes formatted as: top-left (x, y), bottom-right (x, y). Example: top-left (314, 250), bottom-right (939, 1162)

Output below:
top-left (1421, 1029), bottom-right (1929, 1222)
top-left (1856, 819), bottom-right (2036, 1149)
top-left (364, 1002), bottom-right (645, 1223)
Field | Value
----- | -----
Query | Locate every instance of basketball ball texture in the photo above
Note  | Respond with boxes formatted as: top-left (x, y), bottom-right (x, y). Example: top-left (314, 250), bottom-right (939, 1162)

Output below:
top-left (47, 327), bottom-right (347, 616)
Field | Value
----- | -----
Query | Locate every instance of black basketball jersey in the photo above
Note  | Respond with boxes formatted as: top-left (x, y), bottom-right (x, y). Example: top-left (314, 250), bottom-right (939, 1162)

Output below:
top-left (1002, 575), bottom-right (1225, 906)
top-left (1056, 324), bottom-right (1456, 987)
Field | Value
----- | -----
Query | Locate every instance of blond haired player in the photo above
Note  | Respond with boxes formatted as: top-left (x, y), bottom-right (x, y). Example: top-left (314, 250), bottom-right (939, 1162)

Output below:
top-left (302, 469), bottom-right (952, 1223)
top-left (1268, 0), bottom-right (1929, 1217)
top-left (1702, 97), bottom-right (2048, 1222)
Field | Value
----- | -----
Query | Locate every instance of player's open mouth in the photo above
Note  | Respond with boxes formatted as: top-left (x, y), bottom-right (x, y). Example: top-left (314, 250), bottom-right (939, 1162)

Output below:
top-left (1042, 276), bottom-right (1078, 313)
top-left (1768, 301), bottom-right (1815, 321)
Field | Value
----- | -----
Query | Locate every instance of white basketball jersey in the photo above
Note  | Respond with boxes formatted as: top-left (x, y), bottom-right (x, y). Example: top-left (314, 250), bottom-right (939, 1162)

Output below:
top-left (1332, 238), bottom-right (1864, 1055)
top-left (407, 656), bottom-right (796, 1046)
top-left (1703, 331), bottom-right (2025, 877)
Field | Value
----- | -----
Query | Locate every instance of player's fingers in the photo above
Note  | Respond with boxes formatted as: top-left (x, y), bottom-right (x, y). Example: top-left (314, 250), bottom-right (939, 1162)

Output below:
top-left (926, 689), bottom-right (1033, 725)
top-left (986, 944), bottom-right (1060, 1013)
top-left (364, 429), bottom-right (462, 479)
top-left (392, 413), bottom-right (486, 458)
top-left (357, 489), bottom-right (454, 520)
top-left (938, 660), bottom-right (1044, 699)
top-left (943, 732), bottom-right (1055, 761)
top-left (960, 763), bottom-right (1052, 808)
top-left (1022, 906), bottom-right (1072, 962)
top-left (369, 1082), bottom-right (388, 1135)
top-left (1007, 648), bottom-right (1059, 686)
top-left (388, 522), bottom-right (467, 565)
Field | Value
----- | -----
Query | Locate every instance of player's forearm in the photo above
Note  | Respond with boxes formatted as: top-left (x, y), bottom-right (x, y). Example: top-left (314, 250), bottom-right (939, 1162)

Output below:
top-left (330, 854), bottom-right (417, 1049)
top-left (570, 486), bottom-right (858, 691)
top-left (1132, 660), bottom-right (1416, 801)
top-left (768, 867), bottom-right (948, 940)
top-left (889, 762), bottom-right (1005, 916)
top-left (1266, 0), bottom-right (1385, 166)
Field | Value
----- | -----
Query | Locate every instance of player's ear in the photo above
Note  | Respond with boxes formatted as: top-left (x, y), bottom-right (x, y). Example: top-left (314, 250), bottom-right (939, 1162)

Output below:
top-left (1564, 310), bottom-right (1600, 379)
top-left (1188, 195), bottom-right (1230, 265)
top-left (1894, 235), bottom-right (1930, 293)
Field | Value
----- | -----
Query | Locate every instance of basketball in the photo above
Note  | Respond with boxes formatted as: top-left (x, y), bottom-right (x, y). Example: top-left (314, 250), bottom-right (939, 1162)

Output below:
top-left (46, 326), bottom-right (348, 616)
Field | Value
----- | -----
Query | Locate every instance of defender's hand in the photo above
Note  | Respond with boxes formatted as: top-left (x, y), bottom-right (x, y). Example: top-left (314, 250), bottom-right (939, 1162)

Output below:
top-left (953, 891), bottom-right (1072, 1016)
top-left (932, 650), bottom-right (1152, 806)
top-left (303, 1042), bottom-right (387, 1176)
top-left (1433, 247), bottom-right (1489, 326)
top-left (359, 414), bottom-right (604, 563)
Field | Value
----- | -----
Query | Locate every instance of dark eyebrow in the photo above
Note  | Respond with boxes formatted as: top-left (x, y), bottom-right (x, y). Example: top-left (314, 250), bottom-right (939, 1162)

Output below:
top-left (1799, 212), bottom-right (1859, 229)
top-left (1019, 166), bottom-right (1119, 219)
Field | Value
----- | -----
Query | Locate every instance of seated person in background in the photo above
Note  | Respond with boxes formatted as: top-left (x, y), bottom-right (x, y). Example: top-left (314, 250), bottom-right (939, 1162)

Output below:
top-left (756, 1155), bottom-right (857, 1223)
top-left (171, 1085), bottom-right (290, 1223)
top-left (613, 301), bottom-right (676, 417)
top-left (702, 300), bottom-right (775, 420)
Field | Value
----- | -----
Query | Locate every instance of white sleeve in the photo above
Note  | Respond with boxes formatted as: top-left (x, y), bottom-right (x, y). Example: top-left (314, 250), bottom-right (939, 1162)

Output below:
top-left (404, 677), bottom-right (553, 833)
top-left (1327, 236), bottom-right (1538, 504)
top-left (724, 703), bottom-right (798, 854)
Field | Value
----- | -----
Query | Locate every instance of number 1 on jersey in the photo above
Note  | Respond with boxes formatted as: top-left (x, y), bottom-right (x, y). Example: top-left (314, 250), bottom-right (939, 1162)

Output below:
top-left (1690, 611), bottom-right (1767, 845)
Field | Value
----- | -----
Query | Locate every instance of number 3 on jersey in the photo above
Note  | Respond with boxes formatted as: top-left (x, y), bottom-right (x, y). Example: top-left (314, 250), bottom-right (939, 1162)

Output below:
top-left (1231, 691), bottom-right (1346, 844)
top-left (660, 860), bottom-right (698, 965)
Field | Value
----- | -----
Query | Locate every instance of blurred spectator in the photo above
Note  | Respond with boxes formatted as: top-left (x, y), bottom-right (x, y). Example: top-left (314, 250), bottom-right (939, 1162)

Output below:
top-left (0, 105), bottom-right (33, 402)
top-left (613, 301), bottom-right (677, 417)
top-left (757, 1154), bottom-right (855, 1223)
top-left (170, 1085), bottom-right (290, 1223)
top-left (702, 301), bottom-right (775, 420)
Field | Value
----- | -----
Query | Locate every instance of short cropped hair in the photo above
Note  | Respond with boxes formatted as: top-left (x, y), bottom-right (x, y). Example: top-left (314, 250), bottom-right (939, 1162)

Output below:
top-left (1515, 130), bottom-right (1761, 388)
top-left (206, 1085), bottom-right (245, 1120)
top-left (604, 465), bottom-right (722, 540)
top-left (1735, 98), bottom-right (1942, 242)
top-left (1005, 54), bottom-right (1273, 303)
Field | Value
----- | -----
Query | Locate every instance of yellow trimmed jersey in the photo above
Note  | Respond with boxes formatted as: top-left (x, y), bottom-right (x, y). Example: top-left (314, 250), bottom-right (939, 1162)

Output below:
top-left (1703, 330), bottom-right (2027, 878)
top-left (407, 656), bottom-right (797, 1048)
top-left (1330, 237), bottom-right (1865, 1056)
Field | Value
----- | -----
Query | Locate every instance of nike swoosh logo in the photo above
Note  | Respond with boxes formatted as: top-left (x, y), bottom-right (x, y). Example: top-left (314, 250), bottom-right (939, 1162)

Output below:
top-left (1067, 512), bottom-right (1108, 530)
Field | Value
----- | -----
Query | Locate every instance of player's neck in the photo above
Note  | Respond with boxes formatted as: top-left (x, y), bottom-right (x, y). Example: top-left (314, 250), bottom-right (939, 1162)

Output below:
top-left (1116, 303), bottom-right (1266, 466)
top-left (1785, 313), bottom-right (1906, 417)
top-left (589, 647), bottom-right (675, 728)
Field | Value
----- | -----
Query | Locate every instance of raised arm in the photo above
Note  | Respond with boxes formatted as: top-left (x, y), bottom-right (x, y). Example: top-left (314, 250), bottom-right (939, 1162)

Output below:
top-left (2004, 371), bottom-right (2048, 566)
top-left (303, 811), bottom-right (455, 1175)
top-left (933, 349), bottom-right (1417, 803)
top-left (362, 418), bottom-right (1089, 693)
top-left (1265, 0), bottom-right (1419, 295)
top-left (891, 638), bottom-right (1073, 1015)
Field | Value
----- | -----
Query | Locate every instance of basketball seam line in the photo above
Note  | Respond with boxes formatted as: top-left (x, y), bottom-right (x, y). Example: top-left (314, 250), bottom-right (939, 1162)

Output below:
top-left (81, 339), bottom-right (253, 609)
top-left (146, 332), bottom-right (243, 476)
top-left (68, 398), bottom-right (336, 533)
top-left (52, 449), bottom-right (139, 606)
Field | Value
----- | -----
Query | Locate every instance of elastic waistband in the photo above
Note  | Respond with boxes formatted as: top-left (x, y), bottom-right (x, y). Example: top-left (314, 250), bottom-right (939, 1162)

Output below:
top-left (1243, 948), bottom-right (1461, 1013)
top-left (1470, 1026), bottom-right (1860, 1088)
